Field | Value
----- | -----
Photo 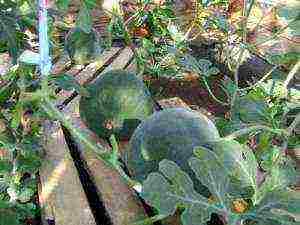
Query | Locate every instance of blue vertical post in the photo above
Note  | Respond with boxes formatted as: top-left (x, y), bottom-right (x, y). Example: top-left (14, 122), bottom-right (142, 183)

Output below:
top-left (38, 0), bottom-right (52, 76)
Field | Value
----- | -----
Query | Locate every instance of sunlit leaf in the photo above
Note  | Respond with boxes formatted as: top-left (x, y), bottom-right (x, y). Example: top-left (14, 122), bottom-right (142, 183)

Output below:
top-left (18, 50), bottom-right (40, 65)
top-left (141, 159), bottom-right (218, 225)
top-left (193, 140), bottom-right (258, 199)
top-left (250, 189), bottom-right (300, 225)
top-left (11, 102), bottom-right (23, 129)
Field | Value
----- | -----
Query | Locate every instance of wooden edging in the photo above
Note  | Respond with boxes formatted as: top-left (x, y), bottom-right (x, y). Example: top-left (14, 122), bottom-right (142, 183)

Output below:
top-left (38, 121), bottom-right (96, 225)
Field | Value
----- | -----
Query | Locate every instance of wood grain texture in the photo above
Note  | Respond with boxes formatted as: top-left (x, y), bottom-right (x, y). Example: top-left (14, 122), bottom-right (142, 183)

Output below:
top-left (39, 121), bottom-right (96, 225)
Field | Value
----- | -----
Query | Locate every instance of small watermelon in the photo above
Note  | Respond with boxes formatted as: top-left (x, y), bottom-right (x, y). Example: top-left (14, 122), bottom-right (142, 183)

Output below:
top-left (65, 27), bottom-right (103, 65)
top-left (79, 70), bottom-right (155, 140)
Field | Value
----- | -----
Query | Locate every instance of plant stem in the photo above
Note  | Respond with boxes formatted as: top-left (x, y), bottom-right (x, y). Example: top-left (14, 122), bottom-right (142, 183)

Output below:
top-left (202, 77), bottom-right (229, 106)
top-left (230, 0), bottom-right (255, 107)
top-left (230, 47), bottom-right (245, 107)
top-left (224, 125), bottom-right (287, 140)
top-left (238, 65), bottom-right (278, 91)
top-left (41, 99), bottom-right (107, 155)
top-left (132, 214), bottom-right (167, 225)
top-left (283, 60), bottom-right (300, 91)
top-left (287, 113), bottom-right (300, 136)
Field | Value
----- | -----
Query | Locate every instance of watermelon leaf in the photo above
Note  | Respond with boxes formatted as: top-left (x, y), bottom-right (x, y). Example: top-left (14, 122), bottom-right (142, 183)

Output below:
top-left (193, 140), bottom-right (258, 199)
top-left (249, 189), bottom-right (300, 225)
top-left (140, 139), bottom-right (299, 225)
top-left (179, 54), bottom-right (219, 77)
top-left (141, 159), bottom-right (217, 225)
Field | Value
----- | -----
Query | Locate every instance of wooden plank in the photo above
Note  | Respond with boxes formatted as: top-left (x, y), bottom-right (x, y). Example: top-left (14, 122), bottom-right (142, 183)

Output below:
top-left (39, 121), bottom-right (96, 225)
top-left (51, 53), bottom-right (72, 75)
top-left (63, 46), bottom-right (147, 225)
top-left (101, 47), bottom-right (134, 74)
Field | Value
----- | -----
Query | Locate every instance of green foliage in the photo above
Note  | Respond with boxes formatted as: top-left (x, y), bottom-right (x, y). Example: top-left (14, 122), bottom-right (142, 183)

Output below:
top-left (0, 63), bottom-right (42, 224)
top-left (140, 139), bottom-right (299, 225)
top-left (141, 159), bottom-right (214, 225)
top-left (0, 0), bottom-right (36, 63)
top-left (0, 1), bottom-right (299, 225)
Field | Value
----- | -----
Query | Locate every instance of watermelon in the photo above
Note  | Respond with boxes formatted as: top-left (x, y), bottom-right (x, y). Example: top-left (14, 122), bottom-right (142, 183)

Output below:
top-left (65, 27), bottom-right (103, 65)
top-left (79, 70), bottom-right (155, 140)
top-left (124, 107), bottom-right (220, 194)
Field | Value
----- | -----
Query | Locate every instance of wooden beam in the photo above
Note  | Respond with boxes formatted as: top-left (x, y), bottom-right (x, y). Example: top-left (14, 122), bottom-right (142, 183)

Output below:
top-left (39, 121), bottom-right (96, 225)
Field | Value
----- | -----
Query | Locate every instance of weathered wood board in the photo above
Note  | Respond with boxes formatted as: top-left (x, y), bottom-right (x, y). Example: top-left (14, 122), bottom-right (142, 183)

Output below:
top-left (39, 121), bottom-right (96, 225)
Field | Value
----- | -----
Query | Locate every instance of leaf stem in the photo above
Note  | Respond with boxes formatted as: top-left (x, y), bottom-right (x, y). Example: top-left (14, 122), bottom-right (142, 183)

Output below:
top-left (238, 65), bottom-right (278, 91)
top-left (224, 125), bottom-right (288, 140)
top-left (287, 113), bottom-right (300, 136)
top-left (202, 77), bottom-right (229, 106)
top-left (283, 60), bottom-right (300, 91)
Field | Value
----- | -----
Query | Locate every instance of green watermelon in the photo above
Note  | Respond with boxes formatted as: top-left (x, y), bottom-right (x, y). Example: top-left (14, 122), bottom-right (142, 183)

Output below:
top-left (124, 107), bottom-right (220, 194)
top-left (79, 70), bottom-right (155, 140)
top-left (65, 27), bottom-right (103, 65)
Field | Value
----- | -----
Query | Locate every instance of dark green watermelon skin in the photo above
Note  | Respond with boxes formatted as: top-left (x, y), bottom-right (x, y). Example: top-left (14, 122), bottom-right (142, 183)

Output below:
top-left (124, 107), bottom-right (220, 194)
top-left (65, 27), bottom-right (103, 65)
top-left (79, 70), bottom-right (155, 140)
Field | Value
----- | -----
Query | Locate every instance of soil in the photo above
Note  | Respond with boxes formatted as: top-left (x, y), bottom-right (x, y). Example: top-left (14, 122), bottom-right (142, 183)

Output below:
top-left (147, 75), bottom-right (229, 116)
